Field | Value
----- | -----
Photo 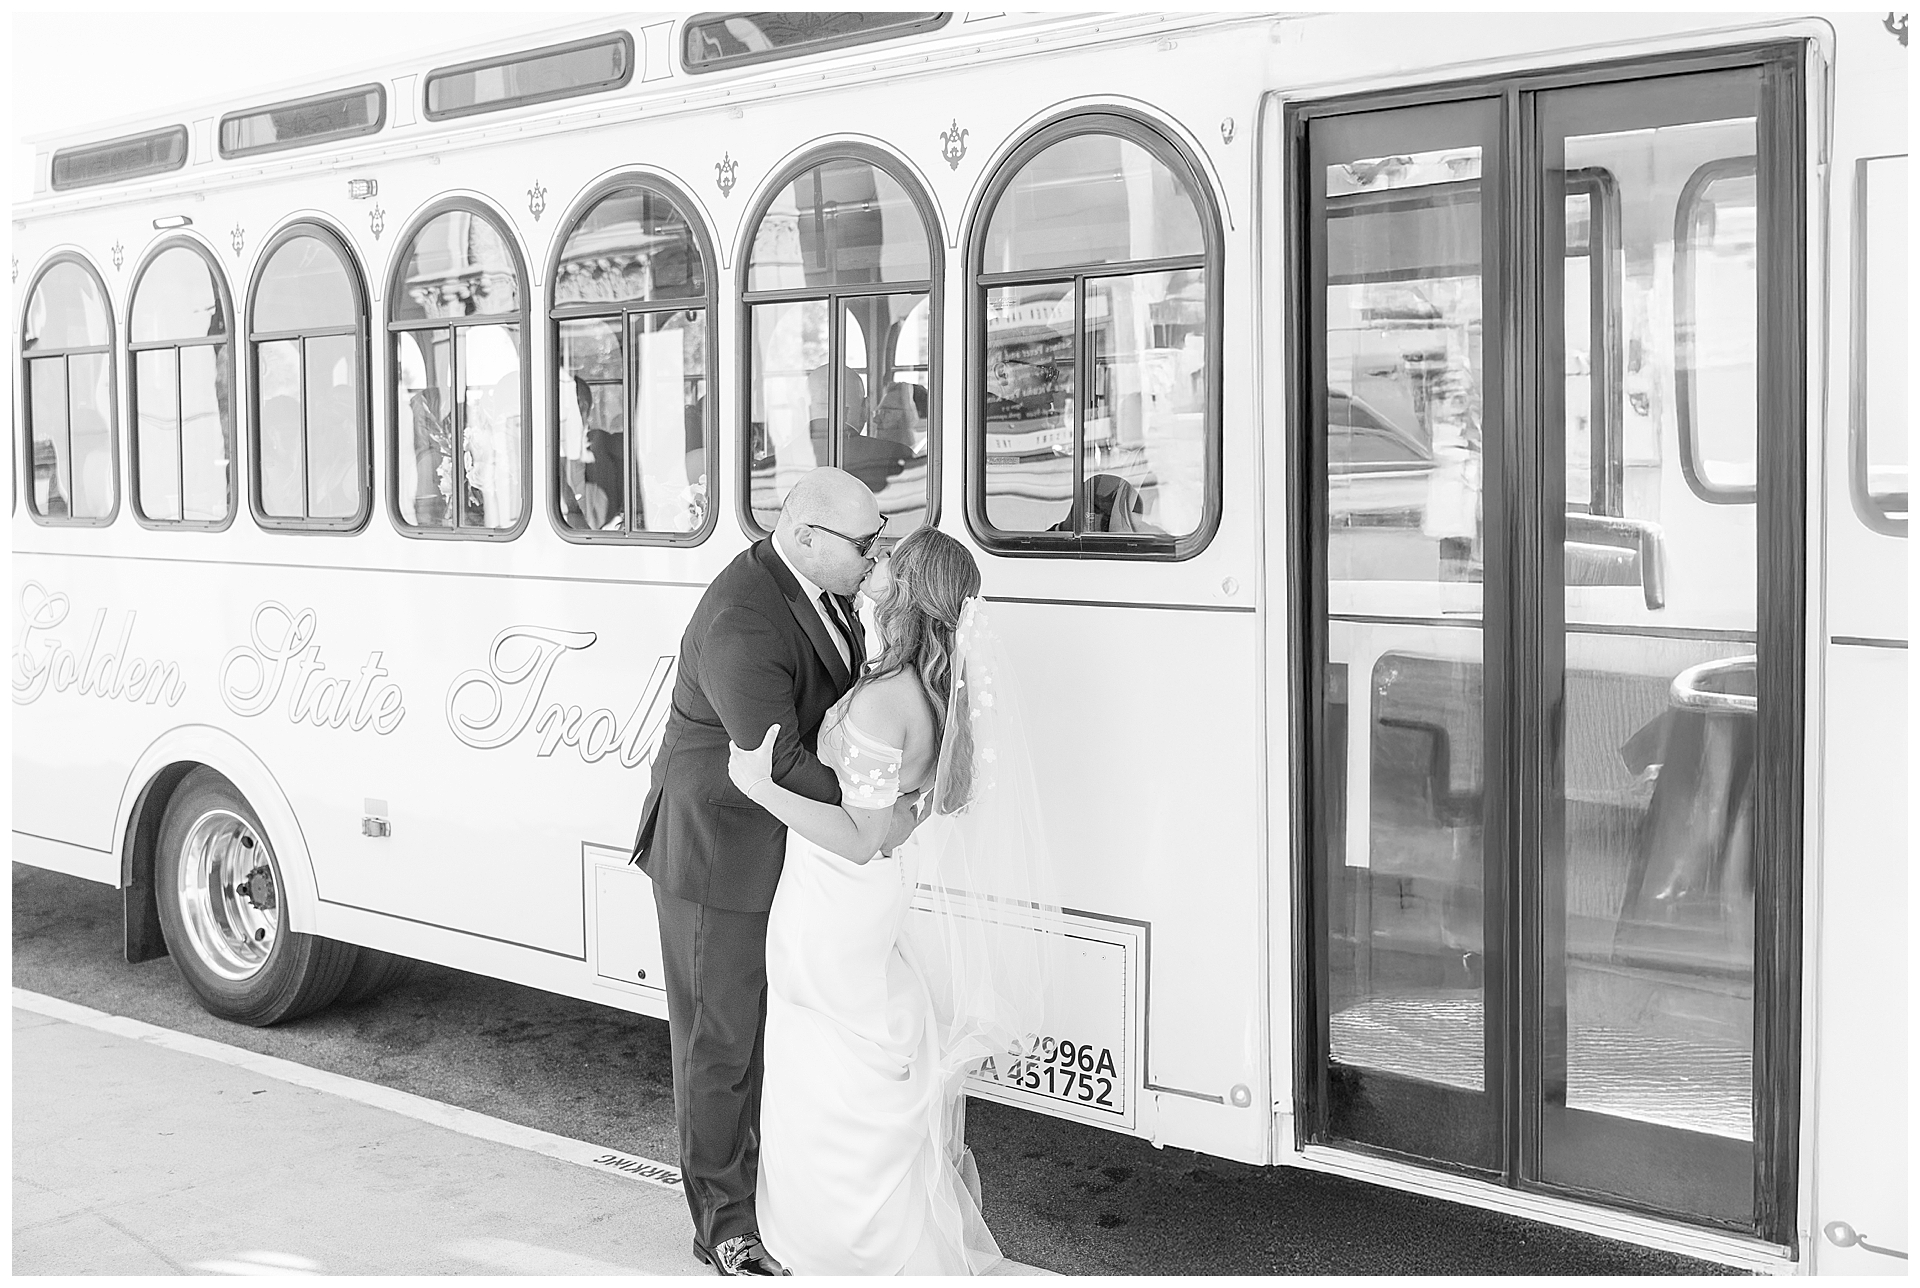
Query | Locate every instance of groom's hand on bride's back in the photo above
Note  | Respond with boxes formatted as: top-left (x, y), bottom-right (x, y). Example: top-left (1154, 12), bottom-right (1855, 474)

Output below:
top-left (880, 791), bottom-right (922, 857)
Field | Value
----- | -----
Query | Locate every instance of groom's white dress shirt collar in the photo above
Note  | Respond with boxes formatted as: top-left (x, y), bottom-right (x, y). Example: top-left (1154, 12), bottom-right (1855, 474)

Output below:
top-left (773, 529), bottom-right (850, 671)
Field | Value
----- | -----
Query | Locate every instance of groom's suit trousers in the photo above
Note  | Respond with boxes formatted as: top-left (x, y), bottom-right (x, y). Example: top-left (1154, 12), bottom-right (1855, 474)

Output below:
top-left (655, 886), bottom-right (770, 1251)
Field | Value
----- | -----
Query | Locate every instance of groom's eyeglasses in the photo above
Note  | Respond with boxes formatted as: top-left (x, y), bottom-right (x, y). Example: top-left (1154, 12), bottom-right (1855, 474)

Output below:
top-left (810, 522), bottom-right (887, 560)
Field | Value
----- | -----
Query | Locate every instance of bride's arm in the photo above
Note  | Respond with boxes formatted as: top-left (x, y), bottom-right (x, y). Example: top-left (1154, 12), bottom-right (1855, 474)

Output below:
top-left (733, 742), bottom-right (894, 864)
top-left (729, 683), bottom-right (926, 863)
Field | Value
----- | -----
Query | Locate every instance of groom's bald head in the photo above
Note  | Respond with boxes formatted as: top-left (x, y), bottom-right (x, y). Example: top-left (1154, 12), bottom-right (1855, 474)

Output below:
top-left (775, 468), bottom-right (884, 596)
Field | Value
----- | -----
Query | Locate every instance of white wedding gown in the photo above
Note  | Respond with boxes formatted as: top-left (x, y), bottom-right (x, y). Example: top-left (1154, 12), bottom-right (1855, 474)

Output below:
top-left (757, 694), bottom-right (1003, 1275)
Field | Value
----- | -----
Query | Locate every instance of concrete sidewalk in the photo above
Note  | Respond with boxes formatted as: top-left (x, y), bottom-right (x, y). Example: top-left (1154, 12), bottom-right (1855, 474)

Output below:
top-left (12, 996), bottom-right (1045, 1276)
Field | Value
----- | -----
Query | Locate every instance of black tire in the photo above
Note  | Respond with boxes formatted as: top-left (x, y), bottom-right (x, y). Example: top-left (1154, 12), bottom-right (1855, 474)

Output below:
top-left (154, 767), bottom-right (358, 1026)
top-left (335, 947), bottom-right (418, 1005)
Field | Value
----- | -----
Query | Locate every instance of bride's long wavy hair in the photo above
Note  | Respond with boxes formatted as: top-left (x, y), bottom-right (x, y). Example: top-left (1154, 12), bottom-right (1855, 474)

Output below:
top-left (855, 526), bottom-right (980, 761)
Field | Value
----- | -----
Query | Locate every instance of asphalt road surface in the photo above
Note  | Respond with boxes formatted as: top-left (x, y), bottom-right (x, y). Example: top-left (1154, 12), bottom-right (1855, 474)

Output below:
top-left (12, 863), bottom-right (1730, 1276)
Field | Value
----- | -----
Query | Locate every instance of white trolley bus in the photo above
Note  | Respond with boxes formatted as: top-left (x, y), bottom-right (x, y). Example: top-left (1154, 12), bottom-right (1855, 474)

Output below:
top-left (11, 10), bottom-right (1907, 1273)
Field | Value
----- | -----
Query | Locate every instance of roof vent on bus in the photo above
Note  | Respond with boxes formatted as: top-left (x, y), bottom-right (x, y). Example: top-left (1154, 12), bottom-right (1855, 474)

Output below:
top-left (51, 126), bottom-right (189, 192)
top-left (219, 85), bottom-right (386, 159)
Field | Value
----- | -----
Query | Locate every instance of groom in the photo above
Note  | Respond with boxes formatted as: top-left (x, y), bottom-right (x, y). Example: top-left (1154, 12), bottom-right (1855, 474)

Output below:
top-left (632, 467), bottom-right (915, 1276)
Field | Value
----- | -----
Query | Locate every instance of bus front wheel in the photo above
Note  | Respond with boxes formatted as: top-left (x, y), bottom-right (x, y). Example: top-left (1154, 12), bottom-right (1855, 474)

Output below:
top-left (155, 768), bottom-right (357, 1025)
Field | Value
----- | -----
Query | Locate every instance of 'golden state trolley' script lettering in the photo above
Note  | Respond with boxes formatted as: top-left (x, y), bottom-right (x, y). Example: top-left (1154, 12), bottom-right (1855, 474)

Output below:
top-left (220, 602), bottom-right (406, 734)
top-left (12, 582), bottom-right (186, 707)
top-left (444, 626), bottom-right (674, 768)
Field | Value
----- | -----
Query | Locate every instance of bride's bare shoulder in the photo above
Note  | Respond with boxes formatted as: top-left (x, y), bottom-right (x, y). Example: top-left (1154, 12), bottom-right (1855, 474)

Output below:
top-left (849, 671), bottom-right (936, 748)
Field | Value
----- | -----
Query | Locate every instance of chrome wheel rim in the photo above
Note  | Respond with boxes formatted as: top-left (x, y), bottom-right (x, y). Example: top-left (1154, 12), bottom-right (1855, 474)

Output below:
top-left (176, 808), bottom-right (278, 981)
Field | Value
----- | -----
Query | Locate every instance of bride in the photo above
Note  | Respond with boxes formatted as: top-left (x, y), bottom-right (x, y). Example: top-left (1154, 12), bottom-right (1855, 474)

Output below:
top-left (727, 526), bottom-right (1046, 1275)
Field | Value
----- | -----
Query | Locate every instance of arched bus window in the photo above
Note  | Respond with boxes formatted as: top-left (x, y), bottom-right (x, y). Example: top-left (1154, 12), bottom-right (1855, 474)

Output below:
top-left (741, 146), bottom-right (940, 538)
top-left (21, 255), bottom-right (118, 525)
top-left (389, 201), bottom-right (530, 538)
top-left (128, 240), bottom-right (236, 529)
top-left (969, 113), bottom-right (1222, 558)
top-left (247, 223), bottom-right (370, 531)
top-left (550, 177), bottom-right (716, 542)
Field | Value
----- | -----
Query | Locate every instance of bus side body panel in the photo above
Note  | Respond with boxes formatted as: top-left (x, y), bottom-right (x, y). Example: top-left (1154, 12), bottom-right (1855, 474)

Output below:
top-left (1808, 644), bottom-right (1907, 1272)
top-left (1807, 13), bottom-right (1908, 1272)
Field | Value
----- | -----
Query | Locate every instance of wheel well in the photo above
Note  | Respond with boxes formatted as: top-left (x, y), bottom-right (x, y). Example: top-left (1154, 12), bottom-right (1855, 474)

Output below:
top-left (120, 760), bottom-right (201, 964)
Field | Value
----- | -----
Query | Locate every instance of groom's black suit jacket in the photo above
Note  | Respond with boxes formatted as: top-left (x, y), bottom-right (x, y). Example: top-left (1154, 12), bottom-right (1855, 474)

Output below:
top-left (631, 538), bottom-right (852, 913)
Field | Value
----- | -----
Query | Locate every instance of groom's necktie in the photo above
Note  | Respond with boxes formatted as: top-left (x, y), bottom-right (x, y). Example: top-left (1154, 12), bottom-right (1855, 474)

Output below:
top-left (819, 591), bottom-right (862, 678)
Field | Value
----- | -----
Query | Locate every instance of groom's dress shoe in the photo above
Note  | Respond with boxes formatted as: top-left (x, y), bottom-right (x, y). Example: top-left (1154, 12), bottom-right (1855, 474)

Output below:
top-left (694, 1234), bottom-right (789, 1276)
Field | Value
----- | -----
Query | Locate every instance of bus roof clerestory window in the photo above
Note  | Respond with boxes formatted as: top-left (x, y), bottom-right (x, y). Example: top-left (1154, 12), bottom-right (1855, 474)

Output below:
top-left (50, 126), bottom-right (188, 191)
top-left (682, 12), bottom-right (949, 74)
top-left (424, 32), bottom-right (633, 121)
top-left (219, 85), bottom-right (385, 159)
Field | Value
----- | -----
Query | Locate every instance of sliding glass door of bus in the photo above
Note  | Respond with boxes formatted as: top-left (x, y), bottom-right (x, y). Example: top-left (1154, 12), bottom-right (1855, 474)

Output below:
top-left (1295, 50), bottom-right (1805, 1240)
top-left (1306, 96), bottom-right (1508, 1175)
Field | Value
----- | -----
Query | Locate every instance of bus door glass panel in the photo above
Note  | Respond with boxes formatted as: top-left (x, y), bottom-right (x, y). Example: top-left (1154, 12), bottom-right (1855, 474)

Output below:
top-left (1537, 71), bottom-right (1762, 1222)
top-left (1311, 100), bottom-right (1501, 1171)
top-left (1325, 168), bottom-right (1484, 598)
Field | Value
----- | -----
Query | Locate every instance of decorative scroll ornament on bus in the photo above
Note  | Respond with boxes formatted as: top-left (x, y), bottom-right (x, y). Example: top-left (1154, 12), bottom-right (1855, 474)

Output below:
top-left (939, 119), bottom-right (969, 171)
top-left (444, 626), bottom-right (675, 768)
top-left (13, 582), bottom-right (187, 708)
top-left (219, 602), bottom-right (405, 734)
